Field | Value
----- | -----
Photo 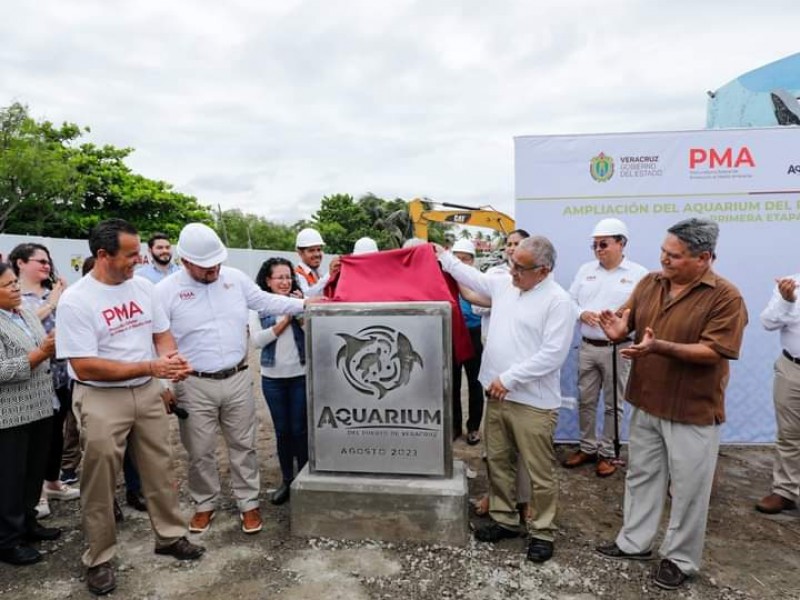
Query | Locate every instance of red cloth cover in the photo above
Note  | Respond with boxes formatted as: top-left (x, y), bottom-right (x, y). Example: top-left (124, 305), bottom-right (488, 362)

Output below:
top-left (324, 244), bottom-right (474, 364)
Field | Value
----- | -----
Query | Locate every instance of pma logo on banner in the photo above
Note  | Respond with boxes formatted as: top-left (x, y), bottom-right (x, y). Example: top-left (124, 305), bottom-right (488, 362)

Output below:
top-left (590, 152), bottom-right (614, 182)
top-left (688, 146), bottom-right (756, 181)
top-left (689, 147), bottom-right (755, 169)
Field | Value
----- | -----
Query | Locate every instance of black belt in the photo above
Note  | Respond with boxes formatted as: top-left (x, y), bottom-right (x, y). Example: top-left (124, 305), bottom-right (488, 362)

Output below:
top-left (783, 349), bottom-right (800, 365)
top-left (582, 337), bottom-right (632, 347)
top-left (75, 378), bottom-right (153, 389)
top-left (190, 361), bottom-right (248, 380)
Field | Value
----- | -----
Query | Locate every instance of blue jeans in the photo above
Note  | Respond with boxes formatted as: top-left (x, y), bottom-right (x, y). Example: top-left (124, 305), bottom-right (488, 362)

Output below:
top-left (261, 376), bottom-right (308, 483)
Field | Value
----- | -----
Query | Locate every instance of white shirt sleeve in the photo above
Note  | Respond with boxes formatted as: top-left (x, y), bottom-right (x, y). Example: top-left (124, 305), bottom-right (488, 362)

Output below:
top-left (760, 282), bottom-right (800, 331)
top-left (243, 276), bottom-right (305, 316)
top-left (298, 271), bottom-right (330, 298)
top-left (439, 252), bottom-right (494, 298)
top-left (55, 300), bottom-right (98, 359)
top-left (567, 265), bottom-right (584, 318)
top-left (249, 310), bottom-right (278, 348)
top-left (498, 295), bottom-right (576, 390)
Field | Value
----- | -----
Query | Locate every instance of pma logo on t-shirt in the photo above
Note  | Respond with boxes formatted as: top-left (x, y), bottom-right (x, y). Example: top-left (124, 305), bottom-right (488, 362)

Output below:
top-left (179, 290), bottom-right (195, 301)
top-left (102, 301), bottom-right (143, 326)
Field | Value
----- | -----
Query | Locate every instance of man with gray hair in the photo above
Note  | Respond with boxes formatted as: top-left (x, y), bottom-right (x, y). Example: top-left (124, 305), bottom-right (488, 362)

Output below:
top-left (595, 218), bottom-right (747, 590)
top-left (436, 235), bottom-right (575, 563)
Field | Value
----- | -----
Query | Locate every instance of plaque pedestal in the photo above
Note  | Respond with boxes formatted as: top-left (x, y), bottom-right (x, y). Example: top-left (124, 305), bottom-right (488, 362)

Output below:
top-left (290, 461), bottom-right (469, 546)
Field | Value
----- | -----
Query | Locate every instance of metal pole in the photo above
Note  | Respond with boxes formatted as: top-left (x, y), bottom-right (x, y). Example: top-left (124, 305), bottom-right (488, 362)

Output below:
top-left (611, 341), bottom-right (625, 466)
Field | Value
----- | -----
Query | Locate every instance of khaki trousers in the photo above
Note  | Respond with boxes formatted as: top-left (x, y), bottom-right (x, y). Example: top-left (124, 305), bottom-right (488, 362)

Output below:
top-left (486, 400), bottom-right (559, 541)
top-left (175, 370), bottom-right (260, 512)
top-left (616, 408), bottom-right (719, 575)
top-left (73, 379), bottom-right (187, 567)
top-left (577, 340), bottom-right (631, 458)
top-left (771, 354), bottom-right (800, 500)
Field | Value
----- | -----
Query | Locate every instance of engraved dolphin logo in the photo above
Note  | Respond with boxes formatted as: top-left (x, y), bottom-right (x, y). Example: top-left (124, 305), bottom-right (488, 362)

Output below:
top-left (392, 332), bottom-right (423, 386)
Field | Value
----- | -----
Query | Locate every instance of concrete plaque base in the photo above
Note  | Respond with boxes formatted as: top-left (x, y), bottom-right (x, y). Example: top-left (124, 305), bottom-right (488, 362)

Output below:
top-left (290, 461), bottom-right (469, 546)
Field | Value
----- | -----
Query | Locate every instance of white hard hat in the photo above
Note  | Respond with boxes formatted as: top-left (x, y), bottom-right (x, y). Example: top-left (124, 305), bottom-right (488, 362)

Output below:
top-left (176, 223), bottom-right (228, 268)
top-left (296, 228), bottom-right (325, 249)
top-left (353, 237), bottom-right (378, 255)
top-left (451, 239), bottom-right (476, 256)
top-left (591, 218), bottom-right (629, 239)
top-left (402, 237), bottom-right (426, 248)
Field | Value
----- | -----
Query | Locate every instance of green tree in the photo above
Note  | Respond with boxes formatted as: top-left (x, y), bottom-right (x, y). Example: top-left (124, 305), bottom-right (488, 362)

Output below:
top-left (308, 192), bottom-right (451, 252)
top-left (0, 103), bottom-right (83, 233)
top-left (310, 194), bottom-right (370, 254)
top-left (215, 208), bottom-right (296, 250)
top-left (0, 102), bottom-right (214, 238)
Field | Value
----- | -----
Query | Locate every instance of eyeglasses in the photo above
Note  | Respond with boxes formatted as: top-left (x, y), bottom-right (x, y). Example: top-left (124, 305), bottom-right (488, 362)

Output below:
top-left (509, 259), bottom-right (544, 273)
top-left (269, 275), bottom-right (293, 281)
top-left (0, 279), bottom-right (20, 289)
top-left (591, 241), bottom-right (613, 250)
top-left (29, 259), bottom-right (51, 266)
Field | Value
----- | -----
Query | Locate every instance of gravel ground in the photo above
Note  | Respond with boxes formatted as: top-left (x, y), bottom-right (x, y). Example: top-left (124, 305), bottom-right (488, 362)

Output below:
top-left (2, 361), bottom-right (799, 599)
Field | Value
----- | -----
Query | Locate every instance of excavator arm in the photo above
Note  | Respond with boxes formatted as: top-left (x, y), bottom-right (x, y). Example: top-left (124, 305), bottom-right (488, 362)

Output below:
top-left (408, 198), bottom-right (515, 241)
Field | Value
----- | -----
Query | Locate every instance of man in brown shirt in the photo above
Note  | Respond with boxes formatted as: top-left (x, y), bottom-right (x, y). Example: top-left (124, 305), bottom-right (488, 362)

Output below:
top-left (594, 218), bottom-right (747, 591)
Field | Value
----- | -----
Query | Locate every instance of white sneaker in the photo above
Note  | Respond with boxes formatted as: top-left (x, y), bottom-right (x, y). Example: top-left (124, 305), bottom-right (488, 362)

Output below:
top-left (36, 497), bottom-right (51, 519)
top-left (44, 481), bottom-right (80, 501)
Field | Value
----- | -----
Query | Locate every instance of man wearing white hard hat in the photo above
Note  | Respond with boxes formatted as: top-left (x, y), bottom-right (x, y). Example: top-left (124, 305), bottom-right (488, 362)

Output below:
top-left (352, 237), bottom-right (379, 255)
top-left (295, 227), bottom-right (339, 297)
top-left (155, 223), bottom-right (306, 536)
top-left (451, 239), bottom-right (485, 444)
top-left (564, 218), bottom-right (648, 477)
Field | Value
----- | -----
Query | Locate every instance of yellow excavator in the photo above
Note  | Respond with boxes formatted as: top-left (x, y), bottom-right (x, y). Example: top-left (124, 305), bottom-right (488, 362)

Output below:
top-left (407, 198), bottom-right (515, 241)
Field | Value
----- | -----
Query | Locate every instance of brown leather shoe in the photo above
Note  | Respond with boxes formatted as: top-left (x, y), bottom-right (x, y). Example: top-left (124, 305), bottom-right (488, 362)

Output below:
top-left (86, 562), bottom-right (116, 595)
top-left (155, 537), bottom-right (205, 560)
top-left (241, 508), bottom-right (263, 534)
top-left (562, 450), bottom-right (597, 468)
top-left (189, 510), bottom-right (215, 533)
top-left (596, 458), bottom-right (617, 478)
top-left (755, 493), bottom-right (797, 514)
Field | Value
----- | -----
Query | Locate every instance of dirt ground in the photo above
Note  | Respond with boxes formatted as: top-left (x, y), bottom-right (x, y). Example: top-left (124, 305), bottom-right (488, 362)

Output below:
top-left (2, 361), bottom-right (800, 599)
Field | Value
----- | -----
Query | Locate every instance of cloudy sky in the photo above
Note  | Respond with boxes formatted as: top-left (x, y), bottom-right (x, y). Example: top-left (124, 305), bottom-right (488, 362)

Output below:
top-left (3, 0), bottom-right (798, 224)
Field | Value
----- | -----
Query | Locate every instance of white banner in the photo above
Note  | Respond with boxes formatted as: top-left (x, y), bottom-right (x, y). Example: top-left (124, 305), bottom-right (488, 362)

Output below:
top-left (515, 126), bottom-right (800, 443)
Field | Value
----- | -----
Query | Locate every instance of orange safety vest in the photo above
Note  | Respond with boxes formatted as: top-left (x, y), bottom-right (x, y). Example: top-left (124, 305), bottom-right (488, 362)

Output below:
top-left (295, 265), bottom-right (318, 286)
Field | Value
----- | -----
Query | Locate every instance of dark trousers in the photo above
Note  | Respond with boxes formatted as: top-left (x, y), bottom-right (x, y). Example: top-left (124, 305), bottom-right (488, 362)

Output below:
top-left (262, 376), bottom-right (308, 483)
top-left (123, 446), bottom-right (142, 493)
top-left (0, 417), bottom-right (52, 548)
top-left (44, 386), bottom-right (72, 481)
top-left (452, 326), bottom-right (484, 435)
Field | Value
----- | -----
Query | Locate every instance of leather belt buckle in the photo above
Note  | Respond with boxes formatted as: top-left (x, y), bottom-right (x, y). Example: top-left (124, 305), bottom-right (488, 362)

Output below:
top-left (190, 361), bottom-right (248, 380)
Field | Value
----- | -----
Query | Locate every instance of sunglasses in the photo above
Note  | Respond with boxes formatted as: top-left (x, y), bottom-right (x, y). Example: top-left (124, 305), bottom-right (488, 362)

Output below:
top-left (591, 241), bottom-right (614, 251)
top-left (269, 275), bottom-right (293, 281)
top-left (29, 259), bottom-right (51, 266)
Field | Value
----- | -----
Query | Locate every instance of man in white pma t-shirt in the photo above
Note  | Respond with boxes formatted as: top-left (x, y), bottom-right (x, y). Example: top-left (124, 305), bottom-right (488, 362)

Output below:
top-left (56, 219), bottom-right (205, 597)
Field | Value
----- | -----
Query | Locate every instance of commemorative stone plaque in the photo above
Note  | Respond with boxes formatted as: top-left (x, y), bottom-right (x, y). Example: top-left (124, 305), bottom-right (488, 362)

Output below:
top-left (292, 301), bottom-right (468, 545)
top-left (306, 301), bottom-right (452, 477)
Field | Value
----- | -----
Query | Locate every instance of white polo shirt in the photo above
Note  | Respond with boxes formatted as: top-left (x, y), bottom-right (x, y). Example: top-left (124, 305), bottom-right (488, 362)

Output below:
top-left (568, 258), bottom-right (649, 340)
top-left (440, 252), bottom-right (575, 410)
top-left (56, 274), bottom-right (168, 387)
top-left (155, 266), bottom-right (304, 373)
